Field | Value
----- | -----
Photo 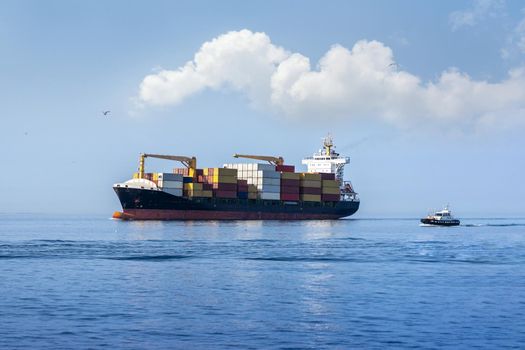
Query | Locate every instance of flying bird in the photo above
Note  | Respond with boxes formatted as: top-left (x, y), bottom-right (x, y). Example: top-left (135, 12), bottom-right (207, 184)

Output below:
top-left (102, 110), bottom-right (111, 116)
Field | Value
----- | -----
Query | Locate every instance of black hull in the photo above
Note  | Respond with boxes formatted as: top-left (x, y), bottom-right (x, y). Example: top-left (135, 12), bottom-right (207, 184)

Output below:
top-left (420, 218), bottom-right (460, 226)
top-left (113, 187), bottom-right (359, 220)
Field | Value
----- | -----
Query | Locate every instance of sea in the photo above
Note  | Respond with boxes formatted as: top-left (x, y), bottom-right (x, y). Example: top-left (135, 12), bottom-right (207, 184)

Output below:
top-left (0, 214), bottom-right (524, 349)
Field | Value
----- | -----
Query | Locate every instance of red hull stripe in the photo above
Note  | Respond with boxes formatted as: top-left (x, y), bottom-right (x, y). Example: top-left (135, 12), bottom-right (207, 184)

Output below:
top-left (121, 209), bottom-right (342, 220)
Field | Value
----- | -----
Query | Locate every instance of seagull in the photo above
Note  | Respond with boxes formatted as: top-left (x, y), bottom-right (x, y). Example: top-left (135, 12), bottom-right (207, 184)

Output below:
top-left (102, 110), bottom-right (111, 116)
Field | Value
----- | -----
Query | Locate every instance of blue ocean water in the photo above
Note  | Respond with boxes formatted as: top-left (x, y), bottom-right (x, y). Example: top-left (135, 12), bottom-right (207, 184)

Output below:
top-left (1, 215), bottom-right (524, 349)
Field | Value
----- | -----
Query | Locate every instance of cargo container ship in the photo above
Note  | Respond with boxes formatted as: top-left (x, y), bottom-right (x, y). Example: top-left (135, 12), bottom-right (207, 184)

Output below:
top-left (112, 136), bottom-right (359, 220)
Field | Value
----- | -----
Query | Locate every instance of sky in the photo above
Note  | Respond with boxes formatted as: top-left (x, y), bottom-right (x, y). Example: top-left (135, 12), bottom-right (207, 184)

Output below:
top-left (1, 0), bottom-right (524, 217)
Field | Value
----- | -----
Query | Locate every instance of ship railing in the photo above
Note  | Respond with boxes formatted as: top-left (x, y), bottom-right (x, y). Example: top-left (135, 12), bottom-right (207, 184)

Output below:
top-left (340, 181), bottom-right (358, 201)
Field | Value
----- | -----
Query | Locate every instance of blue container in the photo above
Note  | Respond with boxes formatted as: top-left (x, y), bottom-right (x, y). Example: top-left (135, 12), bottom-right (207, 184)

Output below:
top-left (237, 192), bottom-right (248, 199)
top-left (183, 176), bottom-right (194, 183)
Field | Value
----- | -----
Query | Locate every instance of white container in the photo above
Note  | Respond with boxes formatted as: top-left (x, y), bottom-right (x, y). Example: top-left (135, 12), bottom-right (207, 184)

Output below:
top-left (163, 188), bottom-right (183, 196)
top-left (259, 192), bottom-right (280, 200)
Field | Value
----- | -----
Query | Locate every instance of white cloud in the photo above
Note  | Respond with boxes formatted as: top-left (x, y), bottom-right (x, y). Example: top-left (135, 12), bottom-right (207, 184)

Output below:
top-left (501, 9), bottom-right (525, 60)
top-left (449, 0), bottom-right (504, 31)
top-left (139, 29), bottom-right (525, 131)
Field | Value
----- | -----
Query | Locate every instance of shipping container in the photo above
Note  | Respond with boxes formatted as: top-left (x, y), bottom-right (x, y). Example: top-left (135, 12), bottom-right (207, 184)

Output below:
top-left (212, 175), bottom-right (238, 184)
top-left (300, 173), bottom-right (322, 181)
top-left (206, 168), bottom-right (237, 176)
top-left (259, 192), bottom-right (280, 200)
top-left (322, 179), bottom-right (340, 188)
top-left (237, 192), bottom-right (248, 199)
top-left (280, 185), bottom-right (300, 194)
top-left (212, 183), bottom-right (237, 191)
top-left (300, 180), bottom-right (322, 188)
top-left (260, 178), bottom-right (280, 186)
top-left (321, 187), bottom-right (340, 195)
top-left (184, 183), bottom-right (203, 191)
top-left (158, 173), bottom-right (184, 181)
top-left (321, 194), bottom-right (341, 202)
top-left (280, 172), bottom-right (301, 180)
top-left (159, 180), bottom-right (183, 189)
top-left (256, 170), bottom-right (280, 179)
top-left (318, 173), bottom-right (336, 180)
top-left (213, 190), bottom-right (237, 199)
top-left (258, 184), bottom-right (280, 193)
top-left (184, 189), bottom-right (213, 198)
top-left (300, 194), bottom-right (322, 202)
top-left (275, 165), bottom-right (295, 172)
top-left (281, 193), bottom-right (300, 201)
top-left (300, 187), bottom-right (322, 195)
top-left (280, 179), bottom-right (300, 187)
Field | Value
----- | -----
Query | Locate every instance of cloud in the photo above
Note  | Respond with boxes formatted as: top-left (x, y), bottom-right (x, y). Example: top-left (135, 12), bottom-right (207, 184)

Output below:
top-left (139, 29), bottom-right (525, 131)
top-left (449, 0), bottom-right (504, 31)
top-left (501, 9), bottom-right (525, 59)
top-left (139, 30), bottom-right (288, 107)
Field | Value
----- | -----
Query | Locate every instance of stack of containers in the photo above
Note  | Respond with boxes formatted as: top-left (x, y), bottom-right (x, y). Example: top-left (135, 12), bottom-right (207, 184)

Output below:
top-left (225, 163), bottom-right (280, 200)
top-left (320, 173), bottom-right (341, 202)
top-left (237, 179), bottom-right (248, 199)
top-left (247, 184), bottom-right (258, 199)
top-left (299, 173), bottom-right (322, 202)
top-left (173, 167), bottom-right (199, 178)
top-left (280, 172), bottom-right (300, 201)
top-left (158, 173), bottom-right (183, 196)
top-left (204, 168), bottom-right (238, 198)
top-left (183, 181), bottom-right (213, 198)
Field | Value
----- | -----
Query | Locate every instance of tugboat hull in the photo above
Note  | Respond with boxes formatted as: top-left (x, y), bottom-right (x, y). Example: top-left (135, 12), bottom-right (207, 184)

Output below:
top-left (420, 218), bottom-right (460, 226)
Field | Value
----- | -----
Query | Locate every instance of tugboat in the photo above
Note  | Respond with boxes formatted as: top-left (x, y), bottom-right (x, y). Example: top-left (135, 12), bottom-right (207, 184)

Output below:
top-left (420, 206), bottom-right (460, 226)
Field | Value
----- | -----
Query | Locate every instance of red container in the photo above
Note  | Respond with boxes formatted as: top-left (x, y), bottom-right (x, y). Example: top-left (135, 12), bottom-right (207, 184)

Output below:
top-left (237, 179), bottom-right (248, 186)
top-left (280, 193), bottom-right (300, 201)
top-left (319, 173), bottom-right (336, 180)
top-left (238, 186), bottom-right (249, 192)
top-left (214, 190), bottom-right (237, 198)
top-left (212, 183), bottom-right (237, 191)
top-left (321, 194), bottom-right (340, 202)
top-left (300, 187), bottom-right (322, 195)
top-left (280, 179), bottom-right (300, 187)
top-left (276, 165), bottom-right (295, 173)
top-left (202, 183), bottom-right (213, 191)
top-left (280, 185), bottom-right (300, 194)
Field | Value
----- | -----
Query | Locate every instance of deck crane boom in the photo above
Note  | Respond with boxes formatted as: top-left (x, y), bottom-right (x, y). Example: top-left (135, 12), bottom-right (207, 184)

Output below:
top-left (138, 153), bottom-right (196, 179)
top-left (233, 154), bottom-right (284, 166)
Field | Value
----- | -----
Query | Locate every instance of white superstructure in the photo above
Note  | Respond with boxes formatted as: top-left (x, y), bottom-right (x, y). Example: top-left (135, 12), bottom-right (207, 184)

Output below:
top-left (302, 135), bottom-right (349, 183)
top-left (302, 135), bottom-right (357, 201)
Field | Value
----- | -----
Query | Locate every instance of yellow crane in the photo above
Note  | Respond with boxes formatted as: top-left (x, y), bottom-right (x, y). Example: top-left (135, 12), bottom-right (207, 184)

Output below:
top-left (138, 153), bottom-right (197, 178)
top-left (233, 154), bottom-right (284, 166)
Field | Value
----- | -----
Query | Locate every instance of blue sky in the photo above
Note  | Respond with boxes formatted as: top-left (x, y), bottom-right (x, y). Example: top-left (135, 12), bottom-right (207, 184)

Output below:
top-left (1, 0), bottom-right (524, 217)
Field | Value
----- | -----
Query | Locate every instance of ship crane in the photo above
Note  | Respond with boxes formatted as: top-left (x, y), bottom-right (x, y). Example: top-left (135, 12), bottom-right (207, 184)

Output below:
top-left (138, 153), bottom-right (196, 179)
top-left (233, 154), bottom-right (284, 166)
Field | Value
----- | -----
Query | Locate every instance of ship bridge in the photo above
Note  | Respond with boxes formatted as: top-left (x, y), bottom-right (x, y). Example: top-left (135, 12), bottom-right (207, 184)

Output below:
top-left (302, 135), bottom-right (357, 201)
top-left (301, 135), bottom-right (349, 182)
